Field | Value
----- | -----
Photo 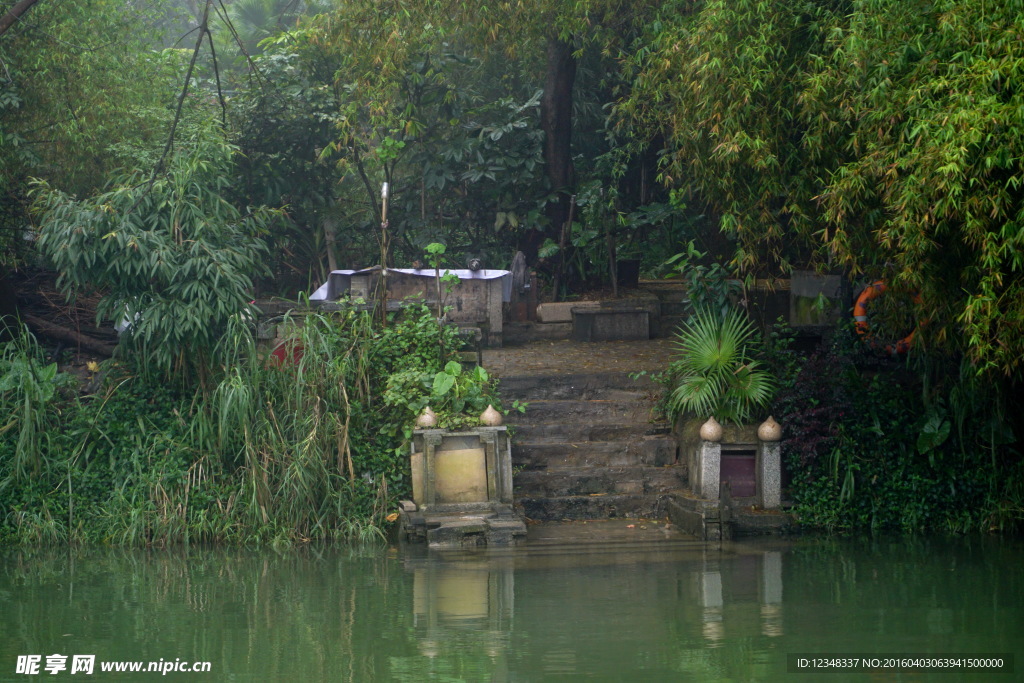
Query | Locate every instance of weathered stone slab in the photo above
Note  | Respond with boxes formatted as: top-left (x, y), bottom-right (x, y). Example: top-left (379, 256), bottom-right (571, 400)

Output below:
top-left (639, 435), bottom-right (678, 467)
top-left (427, 518), bottom-right (487, 548)
top-left (537, 301), bottom-right (598, 323)
top-left (516, 493), bottom-right (661, 521)
top-left (572, 308), bottom-right (650, 342)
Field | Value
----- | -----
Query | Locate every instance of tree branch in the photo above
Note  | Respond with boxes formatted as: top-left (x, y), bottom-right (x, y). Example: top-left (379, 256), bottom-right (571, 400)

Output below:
top-left (150, 0), bottom-right (212, 183)
top-left (0, 0), bottom-right (42, 39)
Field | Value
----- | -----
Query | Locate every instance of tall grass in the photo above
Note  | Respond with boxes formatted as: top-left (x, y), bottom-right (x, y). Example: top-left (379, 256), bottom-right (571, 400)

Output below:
top-left (1, 305), bottom-right (454, 546)
top-left (0, 319), bottom-right (67, 484)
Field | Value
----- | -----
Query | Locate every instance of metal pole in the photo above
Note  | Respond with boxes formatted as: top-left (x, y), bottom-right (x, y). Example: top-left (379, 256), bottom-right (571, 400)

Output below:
top-left (379, 182), bottom-right (390, 327)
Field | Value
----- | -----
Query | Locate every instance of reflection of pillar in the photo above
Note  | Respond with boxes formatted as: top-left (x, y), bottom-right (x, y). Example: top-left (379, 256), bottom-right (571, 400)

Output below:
top-left (699, 569), bottom-right (724, 644)
top-left (760, 551), bottom-right (784, 637)
top-left (699, 570), bottom-right (723, 608)
top-left (761, 551), bottom-right (783, 604)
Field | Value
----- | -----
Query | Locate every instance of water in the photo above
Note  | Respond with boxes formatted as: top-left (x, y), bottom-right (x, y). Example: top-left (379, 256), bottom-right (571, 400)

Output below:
top-left (2, 533), bottom-right (1022, 681)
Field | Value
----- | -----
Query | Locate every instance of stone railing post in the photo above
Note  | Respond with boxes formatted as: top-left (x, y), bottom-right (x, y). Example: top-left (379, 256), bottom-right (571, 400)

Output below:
top-left (757, 417), bottom-right (782, 509)
top-left (698, 417), bottom-right (723, 500)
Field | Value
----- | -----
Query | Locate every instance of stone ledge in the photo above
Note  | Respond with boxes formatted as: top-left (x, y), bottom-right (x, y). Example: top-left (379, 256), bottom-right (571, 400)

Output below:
top-left (537, 301), bottom-right (599, 323)
top-left (663, 493), bottom-right (796, 541)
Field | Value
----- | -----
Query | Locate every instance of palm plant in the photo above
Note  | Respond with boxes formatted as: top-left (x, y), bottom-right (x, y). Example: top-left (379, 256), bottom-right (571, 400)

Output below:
top-left (667, 308), bottom-right (776, 424)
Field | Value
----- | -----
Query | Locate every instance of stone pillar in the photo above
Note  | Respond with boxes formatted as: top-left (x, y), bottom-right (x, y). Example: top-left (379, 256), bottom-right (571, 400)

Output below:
top-left (487, 278), bottom-right (503, 347)
top-left (698, 417), bottom-right (723, 500)
top-left (421, 431), bottom-right (444, 510)
top-left (757, 416), bottom-right (782, 509)
top-left (478, 426), bottom-right (512, 504)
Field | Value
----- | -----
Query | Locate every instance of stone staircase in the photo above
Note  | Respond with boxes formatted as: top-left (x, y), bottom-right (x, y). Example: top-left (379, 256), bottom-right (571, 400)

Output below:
top-left (499, 372), bottom-right (684, 521)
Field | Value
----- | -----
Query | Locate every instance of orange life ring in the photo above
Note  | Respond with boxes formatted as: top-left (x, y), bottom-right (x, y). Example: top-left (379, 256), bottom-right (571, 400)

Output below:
top-left (853, 281), bottom-right (916, 354)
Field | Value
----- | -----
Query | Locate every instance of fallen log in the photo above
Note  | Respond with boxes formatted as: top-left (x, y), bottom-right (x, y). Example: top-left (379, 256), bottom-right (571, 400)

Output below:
top-left (22, 314), bottom-right (117, 357)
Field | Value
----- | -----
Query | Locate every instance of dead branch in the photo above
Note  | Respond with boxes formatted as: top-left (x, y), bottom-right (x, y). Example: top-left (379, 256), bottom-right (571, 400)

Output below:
top-left (22, 314), bottom-right (117, 356)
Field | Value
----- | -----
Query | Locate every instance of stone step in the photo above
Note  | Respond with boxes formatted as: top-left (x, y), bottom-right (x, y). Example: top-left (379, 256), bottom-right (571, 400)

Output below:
top-left (660, 301), bottom-right (691, 317)
top-left (521, 520), bottom-right (699, 550)
top-left (514, 465), bottom-right (687, 497)
top-left (517, 494), bottom-right (664, 521)
top-left (499, 372), bottom-right (660, 401)
top-left (502, 321), bottom-right (572, 344)
top-left (505, 399), bottom-right (657, 425)
top-left (512, 437), bottom-right (677, 468)
top-left (660, 316), bottom-right (687, 337)
top-left (509, 422), bottom-right (670, 444)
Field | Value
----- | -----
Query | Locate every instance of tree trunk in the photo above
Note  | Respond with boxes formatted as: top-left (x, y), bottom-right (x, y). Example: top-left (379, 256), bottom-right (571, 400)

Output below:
top-left (0, 0), bottom-right (42, 38)
top-left (530, 36), bottom-right (576, 263)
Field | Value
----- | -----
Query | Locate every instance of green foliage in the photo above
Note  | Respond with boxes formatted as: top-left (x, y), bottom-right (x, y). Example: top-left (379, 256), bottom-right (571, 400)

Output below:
top-left (384, 360), bottom-right (502, 431)
top-left (775, 328), bottom-right (1023, 534)
top-left (667, 308), bottom-right (775, 424)
top-left (661, 241), bottom-right (740, 318)
top-left (0, 302), bottom-right (483, 546)
top-left (32, 127), bottom-right (276, 384)
top-left (619, 0), bottom-right (1024, 380)
top-left (0, 0), bottom-right (183, 264)
top-left (0, 322), bottom-right (73, 485)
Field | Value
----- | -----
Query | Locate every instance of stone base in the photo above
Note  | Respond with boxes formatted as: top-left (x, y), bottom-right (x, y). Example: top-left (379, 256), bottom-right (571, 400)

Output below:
top-left (398, 501), bottom-right (527, 549)
top-left (663, 493), bottom-right (795, 541)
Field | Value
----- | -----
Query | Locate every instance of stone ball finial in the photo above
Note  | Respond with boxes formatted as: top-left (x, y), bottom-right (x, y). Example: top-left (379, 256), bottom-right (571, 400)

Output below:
top-left (480, 404), bottom-right (503, 426)
top-left (415, 406), bottom-right (438, 428)
top-left (758, 416), bottom-right (782, 442)
top-left (699, 416), bottom-right (723, 442)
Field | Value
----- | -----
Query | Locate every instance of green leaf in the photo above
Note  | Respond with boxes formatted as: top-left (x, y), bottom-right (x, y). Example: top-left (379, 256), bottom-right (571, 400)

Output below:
top-left (917, 415), bottom-right (951, 455)
top-left (432, 371), bottom-right (455, 397)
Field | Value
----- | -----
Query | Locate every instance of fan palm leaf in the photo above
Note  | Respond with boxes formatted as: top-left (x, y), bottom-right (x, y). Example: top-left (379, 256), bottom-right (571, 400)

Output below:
top-left (667, 307), bottom-right (776, 423)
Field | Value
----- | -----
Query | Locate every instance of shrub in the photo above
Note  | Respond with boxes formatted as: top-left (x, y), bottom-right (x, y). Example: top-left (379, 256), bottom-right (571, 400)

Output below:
top-left (32, 126), bottom-right (277, 386)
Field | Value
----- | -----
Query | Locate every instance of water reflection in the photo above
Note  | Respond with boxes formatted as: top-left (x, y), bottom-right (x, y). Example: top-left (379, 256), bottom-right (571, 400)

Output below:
top-left (0, 537), bottom-right (1021, 681)
top-left (399, 541), bottom-right (795, 679)
top-left (409, 558), bottom-right (513, 661)
top-left (689, 549), bottom-right (786, 647)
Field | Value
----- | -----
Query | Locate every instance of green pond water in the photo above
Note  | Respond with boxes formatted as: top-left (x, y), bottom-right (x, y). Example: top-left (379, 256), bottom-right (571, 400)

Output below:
top-left (1, 533), bottom-right (1021, 681)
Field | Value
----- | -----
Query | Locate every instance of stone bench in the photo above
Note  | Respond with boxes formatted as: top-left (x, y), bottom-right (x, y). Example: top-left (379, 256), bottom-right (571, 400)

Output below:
top-left (571, 307), bottom-right (650, 342)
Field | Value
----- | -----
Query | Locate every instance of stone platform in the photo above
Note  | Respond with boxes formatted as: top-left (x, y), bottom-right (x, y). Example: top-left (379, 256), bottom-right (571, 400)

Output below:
top-left (398, 502), bottom-right (527, 549)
